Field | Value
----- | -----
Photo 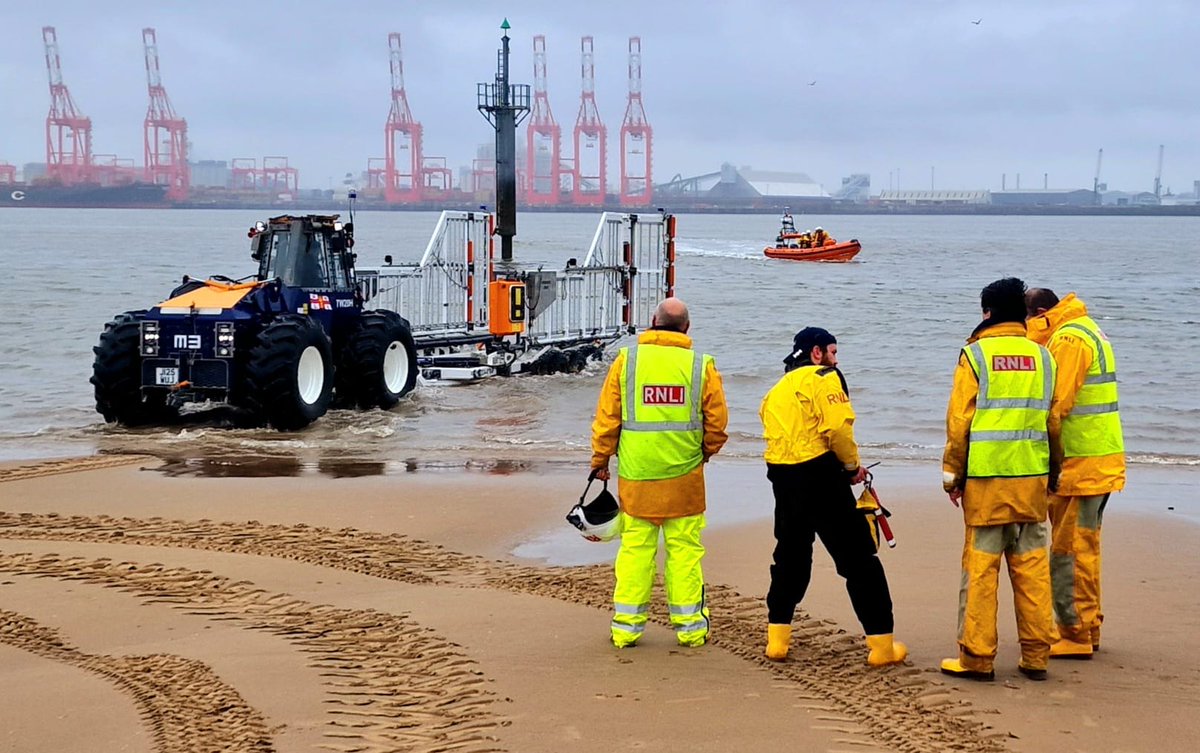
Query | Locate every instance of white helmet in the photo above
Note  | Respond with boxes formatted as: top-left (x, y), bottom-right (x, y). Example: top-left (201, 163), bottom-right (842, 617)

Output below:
top-left (815, 226), bottom-right (824, 232)
top-left (566, 474), bottom-right (623, 542)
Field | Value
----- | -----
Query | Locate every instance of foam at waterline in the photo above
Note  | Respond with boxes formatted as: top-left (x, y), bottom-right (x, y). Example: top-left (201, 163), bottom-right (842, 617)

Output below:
top-left (674, 241), bottom-right (760, 259)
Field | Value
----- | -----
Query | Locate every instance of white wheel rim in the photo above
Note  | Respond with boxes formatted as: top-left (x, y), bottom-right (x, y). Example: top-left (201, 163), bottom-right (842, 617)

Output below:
top-left (382, 340), bottom-right (410, 394)
top-left (297, 345), bottom-right (324, 405)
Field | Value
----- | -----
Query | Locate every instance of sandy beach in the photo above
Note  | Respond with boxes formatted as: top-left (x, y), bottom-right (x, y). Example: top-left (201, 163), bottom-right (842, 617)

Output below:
top-left (0, 455), bottom-right (1197, 753)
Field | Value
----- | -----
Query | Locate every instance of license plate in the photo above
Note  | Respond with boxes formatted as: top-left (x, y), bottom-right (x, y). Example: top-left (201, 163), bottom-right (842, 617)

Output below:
top-left (155, 367), bottom-right (179, 385)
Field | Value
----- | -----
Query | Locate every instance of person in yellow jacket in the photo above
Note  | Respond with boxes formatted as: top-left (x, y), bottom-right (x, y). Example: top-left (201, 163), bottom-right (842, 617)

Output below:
top-left (942, 277), bottom-right (1059, 682)
top-left (590, 297), bottom-right (729, 648)
top-left (812, 227), bottom-right (831, 246)
top-left (759, 327), bottom-right (907, 666)
top-left (1026, 288), bottom-right (1125, 659)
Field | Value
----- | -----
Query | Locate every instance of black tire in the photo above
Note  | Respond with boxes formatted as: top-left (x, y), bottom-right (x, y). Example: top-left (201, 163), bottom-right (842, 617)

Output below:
top-left (91, 311), bottom-right (177, 425)
top-left (337, 310), bottom-right (418, 409)
top-left (241, 315), bottom-right (334, 430)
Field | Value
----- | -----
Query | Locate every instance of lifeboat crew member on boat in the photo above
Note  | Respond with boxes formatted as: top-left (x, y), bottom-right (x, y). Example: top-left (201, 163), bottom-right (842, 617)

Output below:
top-left (812, 227), bottom-right (830, 246)
top-left (590, 297), bottom-right (729, 648)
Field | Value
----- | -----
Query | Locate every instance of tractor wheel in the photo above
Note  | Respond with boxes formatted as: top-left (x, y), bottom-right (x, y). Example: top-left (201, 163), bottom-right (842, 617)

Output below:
top-left (337, 310), bottom-right (418, 409)
top-left (242, 315), bottom-right (334, 430)
top-left (91, 311), bottom-right (177, 425)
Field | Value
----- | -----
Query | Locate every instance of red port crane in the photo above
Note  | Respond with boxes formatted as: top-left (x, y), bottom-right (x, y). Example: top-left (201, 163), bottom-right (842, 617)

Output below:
top-left (42, 26), bottom-right (93, 185)
top-left (262, 156), bottom-right (298, 195)
top-left (619, 36), bottom-right (652, 207)
top-left (366, 157), bottom-right (388, 193)
top-left (384, 33), bottom-right (423, 203)
top-left (142, 28), bottom-right (189, 201)
top-left (572, 36), bottom-right (607, 206)
top-left (526, 34), bottom-right (562, 205)
top-left (231, 158), bottom-right (259, 190)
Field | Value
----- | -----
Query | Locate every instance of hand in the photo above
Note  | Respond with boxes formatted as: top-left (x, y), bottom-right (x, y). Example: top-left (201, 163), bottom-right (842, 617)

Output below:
top-left (592, 466), bottom-right (611, 481)
top-left (849, 466), bottom-right (868, 485)
top-left (948, 488), bottom-right (963, 508)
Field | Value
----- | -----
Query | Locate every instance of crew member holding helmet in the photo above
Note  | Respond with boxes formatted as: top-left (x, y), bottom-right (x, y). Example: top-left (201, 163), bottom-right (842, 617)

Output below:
top-left (589, 297), bottom-right (729, 648)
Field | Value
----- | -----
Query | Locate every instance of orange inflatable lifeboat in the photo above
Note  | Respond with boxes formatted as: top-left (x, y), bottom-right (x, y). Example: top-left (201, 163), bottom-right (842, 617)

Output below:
top-left (764, 235), bottom-right (862, 262)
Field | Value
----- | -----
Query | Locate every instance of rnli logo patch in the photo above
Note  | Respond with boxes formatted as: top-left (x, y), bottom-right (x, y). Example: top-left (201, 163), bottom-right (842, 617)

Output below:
top-left (827, 392), bottom-right (850, 405)
top-left (309, 293), bottom-right (332, 310)
top-left (642, 385), bottom-right (686, 406)
top-left (992, 355), bottom-right (1036, 371)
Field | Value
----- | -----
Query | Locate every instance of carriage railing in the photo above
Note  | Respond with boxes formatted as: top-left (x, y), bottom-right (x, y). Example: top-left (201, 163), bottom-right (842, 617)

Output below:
top-left (357, 210), bottom-right (675, 348)
top-left (522, 266), bottom-right (626, 345)
top-left (357, 211), bottom-right (492, 338)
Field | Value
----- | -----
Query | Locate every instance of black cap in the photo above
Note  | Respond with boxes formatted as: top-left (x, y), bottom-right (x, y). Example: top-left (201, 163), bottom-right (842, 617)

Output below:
top-left (788, 327), bottom-right (837, 362)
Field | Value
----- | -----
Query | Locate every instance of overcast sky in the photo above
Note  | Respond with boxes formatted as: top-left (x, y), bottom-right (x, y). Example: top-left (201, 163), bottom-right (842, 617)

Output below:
top-left (3, 0), bottom-right (1199, 194)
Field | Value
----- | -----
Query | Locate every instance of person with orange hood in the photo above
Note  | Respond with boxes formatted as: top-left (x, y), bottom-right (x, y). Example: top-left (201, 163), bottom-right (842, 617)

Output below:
top-left (1026, 289), bottom-right (1125, 659)
top-left (591, 297), bottom-right (729, 648)
top-left (942, 277), bottom-right (1058, 681)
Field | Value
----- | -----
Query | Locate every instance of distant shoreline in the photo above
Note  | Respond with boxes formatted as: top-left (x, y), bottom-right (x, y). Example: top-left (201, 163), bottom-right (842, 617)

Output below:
top-left (4, 201), bottom-right (1200, 217)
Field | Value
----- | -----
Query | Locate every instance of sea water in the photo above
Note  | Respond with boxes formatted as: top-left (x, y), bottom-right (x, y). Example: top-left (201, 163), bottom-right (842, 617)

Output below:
top-left (1, 209), bottom-right (1196, 489)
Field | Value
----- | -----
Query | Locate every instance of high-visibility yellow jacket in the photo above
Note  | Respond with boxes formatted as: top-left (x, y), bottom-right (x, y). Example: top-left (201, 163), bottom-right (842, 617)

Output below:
top-left (759, 363), bottom-right (860, 470)
top-left (960, 335), bottom-right (1055, 478)
top-left (591, 330), bottom-right (729, 521)
top-left (1027, 293), bottom-right (1126, 496)
top-left (616, 343), bottom-right (714, 481)
top-left (943, 320), bottom-right (1059, 526)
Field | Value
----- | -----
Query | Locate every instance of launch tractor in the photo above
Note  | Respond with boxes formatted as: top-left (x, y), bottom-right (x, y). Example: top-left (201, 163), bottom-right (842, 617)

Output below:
top-left (90, 214), bottom-right (417, 430)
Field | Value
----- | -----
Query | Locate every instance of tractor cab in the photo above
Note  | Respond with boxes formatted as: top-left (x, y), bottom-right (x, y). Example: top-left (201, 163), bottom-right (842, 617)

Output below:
top-left (91, 211), bottom-right (417, 431)
top-left (250, 215), bottom-right (356, 291)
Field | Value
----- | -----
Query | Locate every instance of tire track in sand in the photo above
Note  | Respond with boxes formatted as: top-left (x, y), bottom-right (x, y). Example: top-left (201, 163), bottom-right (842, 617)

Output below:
top-left (0, 607), bottom-right (272, 753)
top-left (0, 454), bottom-right (150, 483)
top-left (0, 512), bottom-right (1007, 753)
top-left (0, 552), bottom-right (506, 753)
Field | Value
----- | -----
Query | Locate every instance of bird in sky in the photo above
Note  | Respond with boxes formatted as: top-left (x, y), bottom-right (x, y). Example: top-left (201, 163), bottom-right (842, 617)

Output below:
top-left (971, 18), bottom-right (982, 24)
top-left (807, 80), bottom-right (817, 86)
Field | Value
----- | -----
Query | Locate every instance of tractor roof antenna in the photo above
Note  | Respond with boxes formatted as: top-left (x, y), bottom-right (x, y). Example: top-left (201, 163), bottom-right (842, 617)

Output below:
top-left (347, 188), bottom-right (357, 225)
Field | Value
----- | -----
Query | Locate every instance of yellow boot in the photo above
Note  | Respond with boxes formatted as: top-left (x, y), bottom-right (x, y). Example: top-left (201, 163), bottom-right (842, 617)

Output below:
top-left (939, 657), bottom-right (994, 681)
top-left (1050, 638), bottom-right (1094, 659)
top-left (765, 624), bottom-right (791, 661)
top-left (865, 634), bottom-right (908, 667)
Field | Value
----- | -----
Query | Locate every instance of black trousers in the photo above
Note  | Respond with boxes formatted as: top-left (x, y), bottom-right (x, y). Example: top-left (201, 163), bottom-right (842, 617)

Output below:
top-left (765, 453), bottom-right (895, 634)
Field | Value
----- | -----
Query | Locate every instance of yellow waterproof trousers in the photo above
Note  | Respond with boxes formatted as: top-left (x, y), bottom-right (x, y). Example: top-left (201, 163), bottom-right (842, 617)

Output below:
top-left (1049, 493), bottom-right (1108, 646)
top-left (611, 513), bottom-right (709, 647)
top-left (957, 522), bottom-right (1055, 672)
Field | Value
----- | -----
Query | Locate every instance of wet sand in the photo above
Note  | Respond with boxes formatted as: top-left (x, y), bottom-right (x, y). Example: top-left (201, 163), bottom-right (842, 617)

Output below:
top-left (0, 455), bottom-right (1197, 753)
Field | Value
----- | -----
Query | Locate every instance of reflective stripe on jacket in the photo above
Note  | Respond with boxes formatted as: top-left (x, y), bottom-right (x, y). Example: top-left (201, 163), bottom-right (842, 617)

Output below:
top-left (961, 336), bottom-right (1055, 478)
top-left (617, 343), bottom-right (711, 480)
top-left (759, 364), bottom-right (860, 469)
top-left (1027, 293), bottom-right (1126, 495)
